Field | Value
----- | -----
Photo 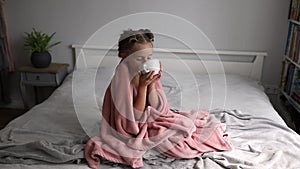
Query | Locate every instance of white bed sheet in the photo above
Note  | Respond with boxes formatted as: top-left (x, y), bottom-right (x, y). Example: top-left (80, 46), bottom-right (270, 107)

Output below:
top-left (161, 72), bottom-right (286, 125)
top-left (0, 67), bottom-right (299, 169)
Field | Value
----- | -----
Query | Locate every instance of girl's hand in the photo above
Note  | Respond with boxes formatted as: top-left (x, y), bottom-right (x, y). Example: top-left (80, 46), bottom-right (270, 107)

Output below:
top-left (138, 61), bottom-right (163, 87)
top-left (139, 71), bottom-right (160, 87)
top-left (157, 60), bottom-right (163, 79)
top-left (159, 60), bottom-right (163, 76)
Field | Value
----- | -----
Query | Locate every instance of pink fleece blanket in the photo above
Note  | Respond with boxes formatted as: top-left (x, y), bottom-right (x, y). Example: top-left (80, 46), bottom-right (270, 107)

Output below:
top-left (85, 62), bottom-right (232, 168)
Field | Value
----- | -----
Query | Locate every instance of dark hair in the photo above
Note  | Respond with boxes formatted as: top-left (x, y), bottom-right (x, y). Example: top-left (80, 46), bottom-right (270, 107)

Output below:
top-left (118, 29), bottom-right (154, 58)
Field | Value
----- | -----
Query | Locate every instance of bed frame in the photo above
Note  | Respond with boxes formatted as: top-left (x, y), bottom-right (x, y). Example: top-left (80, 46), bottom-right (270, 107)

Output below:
top-left (72, 45), bottom-right (267, 81)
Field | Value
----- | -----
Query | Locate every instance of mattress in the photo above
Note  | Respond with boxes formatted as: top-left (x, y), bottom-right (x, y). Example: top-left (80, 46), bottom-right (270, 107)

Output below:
top-left (0, 67), bottom-right (299, 169)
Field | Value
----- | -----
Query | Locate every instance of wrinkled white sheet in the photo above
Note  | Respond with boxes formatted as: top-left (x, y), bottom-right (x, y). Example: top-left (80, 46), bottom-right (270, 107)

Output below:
top-left (0, 67), bottom-right (299, 169)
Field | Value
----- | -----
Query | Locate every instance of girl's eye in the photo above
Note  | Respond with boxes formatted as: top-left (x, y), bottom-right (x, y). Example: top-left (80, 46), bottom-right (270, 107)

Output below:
top-left (136, 56), bottom-right (143, 61)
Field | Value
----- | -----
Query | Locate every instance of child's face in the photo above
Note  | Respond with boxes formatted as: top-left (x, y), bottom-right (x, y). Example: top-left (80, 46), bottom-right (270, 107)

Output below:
top-left (125, 43), bottom-right (153, 73)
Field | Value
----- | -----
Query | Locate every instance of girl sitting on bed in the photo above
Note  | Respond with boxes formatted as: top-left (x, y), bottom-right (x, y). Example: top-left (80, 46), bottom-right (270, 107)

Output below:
top-left (118, 29), bottom-right (162, 120)
top-left (85, 29), bottom-right (232, 169)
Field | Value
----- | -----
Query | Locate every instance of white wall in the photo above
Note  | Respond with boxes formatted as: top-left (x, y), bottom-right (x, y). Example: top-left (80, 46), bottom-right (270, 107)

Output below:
top-left (3, 0), bottom-right (290, 108)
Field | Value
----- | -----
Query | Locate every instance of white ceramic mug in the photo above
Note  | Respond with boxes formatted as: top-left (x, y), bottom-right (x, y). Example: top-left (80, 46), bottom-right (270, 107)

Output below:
top-left (138, 59), bottom-right (160, 75)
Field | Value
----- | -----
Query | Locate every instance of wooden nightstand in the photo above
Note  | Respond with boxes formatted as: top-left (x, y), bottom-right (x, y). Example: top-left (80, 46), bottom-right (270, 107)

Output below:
top-left (18, 63), bottom-right (69, 109)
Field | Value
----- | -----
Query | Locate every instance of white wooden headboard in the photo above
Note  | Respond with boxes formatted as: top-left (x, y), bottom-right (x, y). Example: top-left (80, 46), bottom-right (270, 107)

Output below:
top-left (71, 45), bottom-right (267, 81)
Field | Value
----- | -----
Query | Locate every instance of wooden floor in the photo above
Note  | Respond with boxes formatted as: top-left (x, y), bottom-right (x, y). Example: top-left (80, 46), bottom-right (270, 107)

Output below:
top-left (0, 108), bottom-right (26, 129)
top-left (276, 97), bottom-right (300, 134)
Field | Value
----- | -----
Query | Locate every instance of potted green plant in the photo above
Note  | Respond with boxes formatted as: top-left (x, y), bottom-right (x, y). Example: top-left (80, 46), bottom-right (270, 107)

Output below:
top-left (24, 28), bottom-right (61, 68)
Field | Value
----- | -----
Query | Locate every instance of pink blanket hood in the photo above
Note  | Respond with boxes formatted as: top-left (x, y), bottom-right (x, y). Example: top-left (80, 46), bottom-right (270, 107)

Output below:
top-left (85, 61), bottom-right (232, 168)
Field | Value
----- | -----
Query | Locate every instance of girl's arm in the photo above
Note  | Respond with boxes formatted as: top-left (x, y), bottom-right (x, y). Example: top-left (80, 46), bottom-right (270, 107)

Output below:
top-left (133, 71), bottom-right (160, 120)
top-left (133, 85), bottom-right (147, 119)
top-left (147, 81), bottom-right (160, 109)
top-left (148, 68), bottom-right (162, 108)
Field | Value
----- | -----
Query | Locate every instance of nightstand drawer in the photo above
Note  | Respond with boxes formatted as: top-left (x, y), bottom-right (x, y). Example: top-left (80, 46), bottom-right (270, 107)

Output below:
top-left (25, 73), bottom-right (55, 82)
